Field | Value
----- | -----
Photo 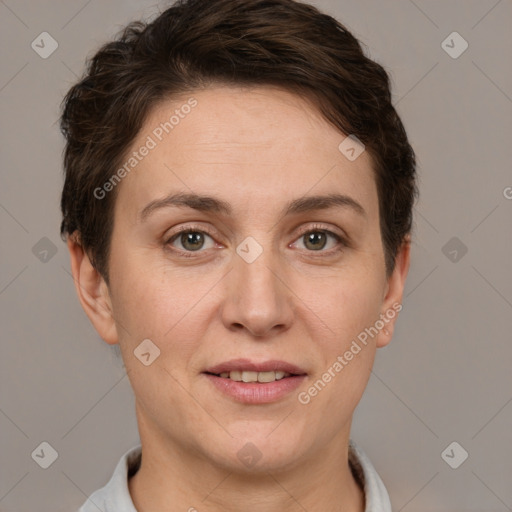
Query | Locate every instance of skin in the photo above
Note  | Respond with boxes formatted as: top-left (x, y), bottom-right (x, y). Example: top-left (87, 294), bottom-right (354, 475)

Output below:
top-left (68, 85), bottom-right (410, 512)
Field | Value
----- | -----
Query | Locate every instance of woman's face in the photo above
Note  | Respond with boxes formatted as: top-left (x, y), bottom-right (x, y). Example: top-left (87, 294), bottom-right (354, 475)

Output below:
top-left (86, 85), bottom-right (409, 472)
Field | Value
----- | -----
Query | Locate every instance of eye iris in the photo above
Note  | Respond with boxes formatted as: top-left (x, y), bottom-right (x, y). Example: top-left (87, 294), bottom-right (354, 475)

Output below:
top-left (182, 232), bottom-right (204, 251)
top-left (304, 232), bottom-right (326, 250)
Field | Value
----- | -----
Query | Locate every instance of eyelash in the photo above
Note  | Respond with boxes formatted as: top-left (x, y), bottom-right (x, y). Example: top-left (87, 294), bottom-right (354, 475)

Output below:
top-left (164, 223), bottom-right (347, 259)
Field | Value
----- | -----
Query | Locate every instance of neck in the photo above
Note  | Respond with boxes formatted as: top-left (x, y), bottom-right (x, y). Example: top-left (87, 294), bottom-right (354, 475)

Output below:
top-left (128, 427), bottom-right (365, 512)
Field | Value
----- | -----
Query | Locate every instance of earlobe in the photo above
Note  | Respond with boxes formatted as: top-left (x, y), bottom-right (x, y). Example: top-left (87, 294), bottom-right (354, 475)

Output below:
top-left (376, 236), bottom-right (411, 348)
top-left (67, 234), bottom-right (119, 345)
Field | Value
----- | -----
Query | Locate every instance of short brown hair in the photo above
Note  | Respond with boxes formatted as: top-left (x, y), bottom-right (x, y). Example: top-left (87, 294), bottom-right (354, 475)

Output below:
top-left (60, 0), bottom-right (417, 282)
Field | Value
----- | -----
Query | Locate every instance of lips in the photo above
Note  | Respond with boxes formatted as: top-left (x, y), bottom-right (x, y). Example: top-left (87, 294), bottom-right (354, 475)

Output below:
top-left (203, 358), bottom-right (307, 404)
top-left (203, 358), bottom-right (307, 376)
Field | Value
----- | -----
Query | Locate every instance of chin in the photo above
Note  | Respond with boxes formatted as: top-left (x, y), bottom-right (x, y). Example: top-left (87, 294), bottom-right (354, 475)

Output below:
top-left (201, 427), bottom-right (309, 474)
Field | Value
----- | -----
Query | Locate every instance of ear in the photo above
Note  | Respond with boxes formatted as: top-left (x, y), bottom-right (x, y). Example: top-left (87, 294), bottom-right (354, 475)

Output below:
top-left (375, 236), bottom-right (411, 348)
top-left (66, 234), bottom-right (119, 345)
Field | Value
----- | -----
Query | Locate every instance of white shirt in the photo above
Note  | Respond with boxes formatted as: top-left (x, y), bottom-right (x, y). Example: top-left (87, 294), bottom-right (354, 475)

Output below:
top-left (78, 440), bottom-right (392, 511)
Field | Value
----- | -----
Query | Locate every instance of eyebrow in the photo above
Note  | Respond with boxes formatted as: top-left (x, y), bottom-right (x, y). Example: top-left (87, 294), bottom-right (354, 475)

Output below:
top-left (139, 191), bottom-right (366, 222)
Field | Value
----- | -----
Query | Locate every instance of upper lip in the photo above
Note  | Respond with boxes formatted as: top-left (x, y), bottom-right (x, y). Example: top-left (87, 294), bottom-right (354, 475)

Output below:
top-left (204, 358), bottom-right (307, 375)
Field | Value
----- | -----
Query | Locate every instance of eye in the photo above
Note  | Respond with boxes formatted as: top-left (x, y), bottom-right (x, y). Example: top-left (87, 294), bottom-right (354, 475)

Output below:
top-left (164, 224), bottom-right (347, 258)
top-left (292, 225), bottom-right (346, 254)
top-left (166, 227), bottom-right (217, 255)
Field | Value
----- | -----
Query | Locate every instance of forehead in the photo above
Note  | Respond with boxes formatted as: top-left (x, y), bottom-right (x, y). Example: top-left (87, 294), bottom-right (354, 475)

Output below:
top-left (114, 85), bottom-right (378, 222)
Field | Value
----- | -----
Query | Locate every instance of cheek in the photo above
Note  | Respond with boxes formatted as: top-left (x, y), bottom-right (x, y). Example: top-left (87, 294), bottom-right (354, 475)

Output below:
top-left (298, 275), bottom-right (382, 408)
top-left (303, 270), bottom-right (384, 353)
top-left (112, 267), bottom-right (209, 415)
top-left (109, 254), bottom-right (217, 357)
top-left (302, 281), bottom-right (380, 421)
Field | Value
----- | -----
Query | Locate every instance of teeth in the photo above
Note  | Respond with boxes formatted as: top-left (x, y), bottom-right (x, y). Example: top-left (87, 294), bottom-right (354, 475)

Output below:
top-left (242, 371), bottom-right (258, 382)
top-left (218, 370), bottom-right (291, 382)
top-left (257, 371), bottom-right (276, 383)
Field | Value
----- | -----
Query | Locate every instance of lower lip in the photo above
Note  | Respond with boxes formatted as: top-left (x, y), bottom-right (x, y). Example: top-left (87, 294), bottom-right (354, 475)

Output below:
top-left (203, 373), bottom-right (307, 404)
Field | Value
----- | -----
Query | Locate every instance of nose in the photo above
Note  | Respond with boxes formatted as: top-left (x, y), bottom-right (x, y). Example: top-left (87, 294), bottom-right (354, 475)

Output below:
top-left (220, 244), bottom-right (294, 338)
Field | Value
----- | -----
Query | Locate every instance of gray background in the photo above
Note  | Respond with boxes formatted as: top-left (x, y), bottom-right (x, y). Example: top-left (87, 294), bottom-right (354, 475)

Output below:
top-left (1, 0), bottom-right (511, 510)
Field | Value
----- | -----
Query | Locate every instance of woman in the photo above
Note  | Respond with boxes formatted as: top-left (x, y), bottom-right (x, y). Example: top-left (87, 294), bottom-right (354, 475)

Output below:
top-left (60, 0), bottom-right (417, 510)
